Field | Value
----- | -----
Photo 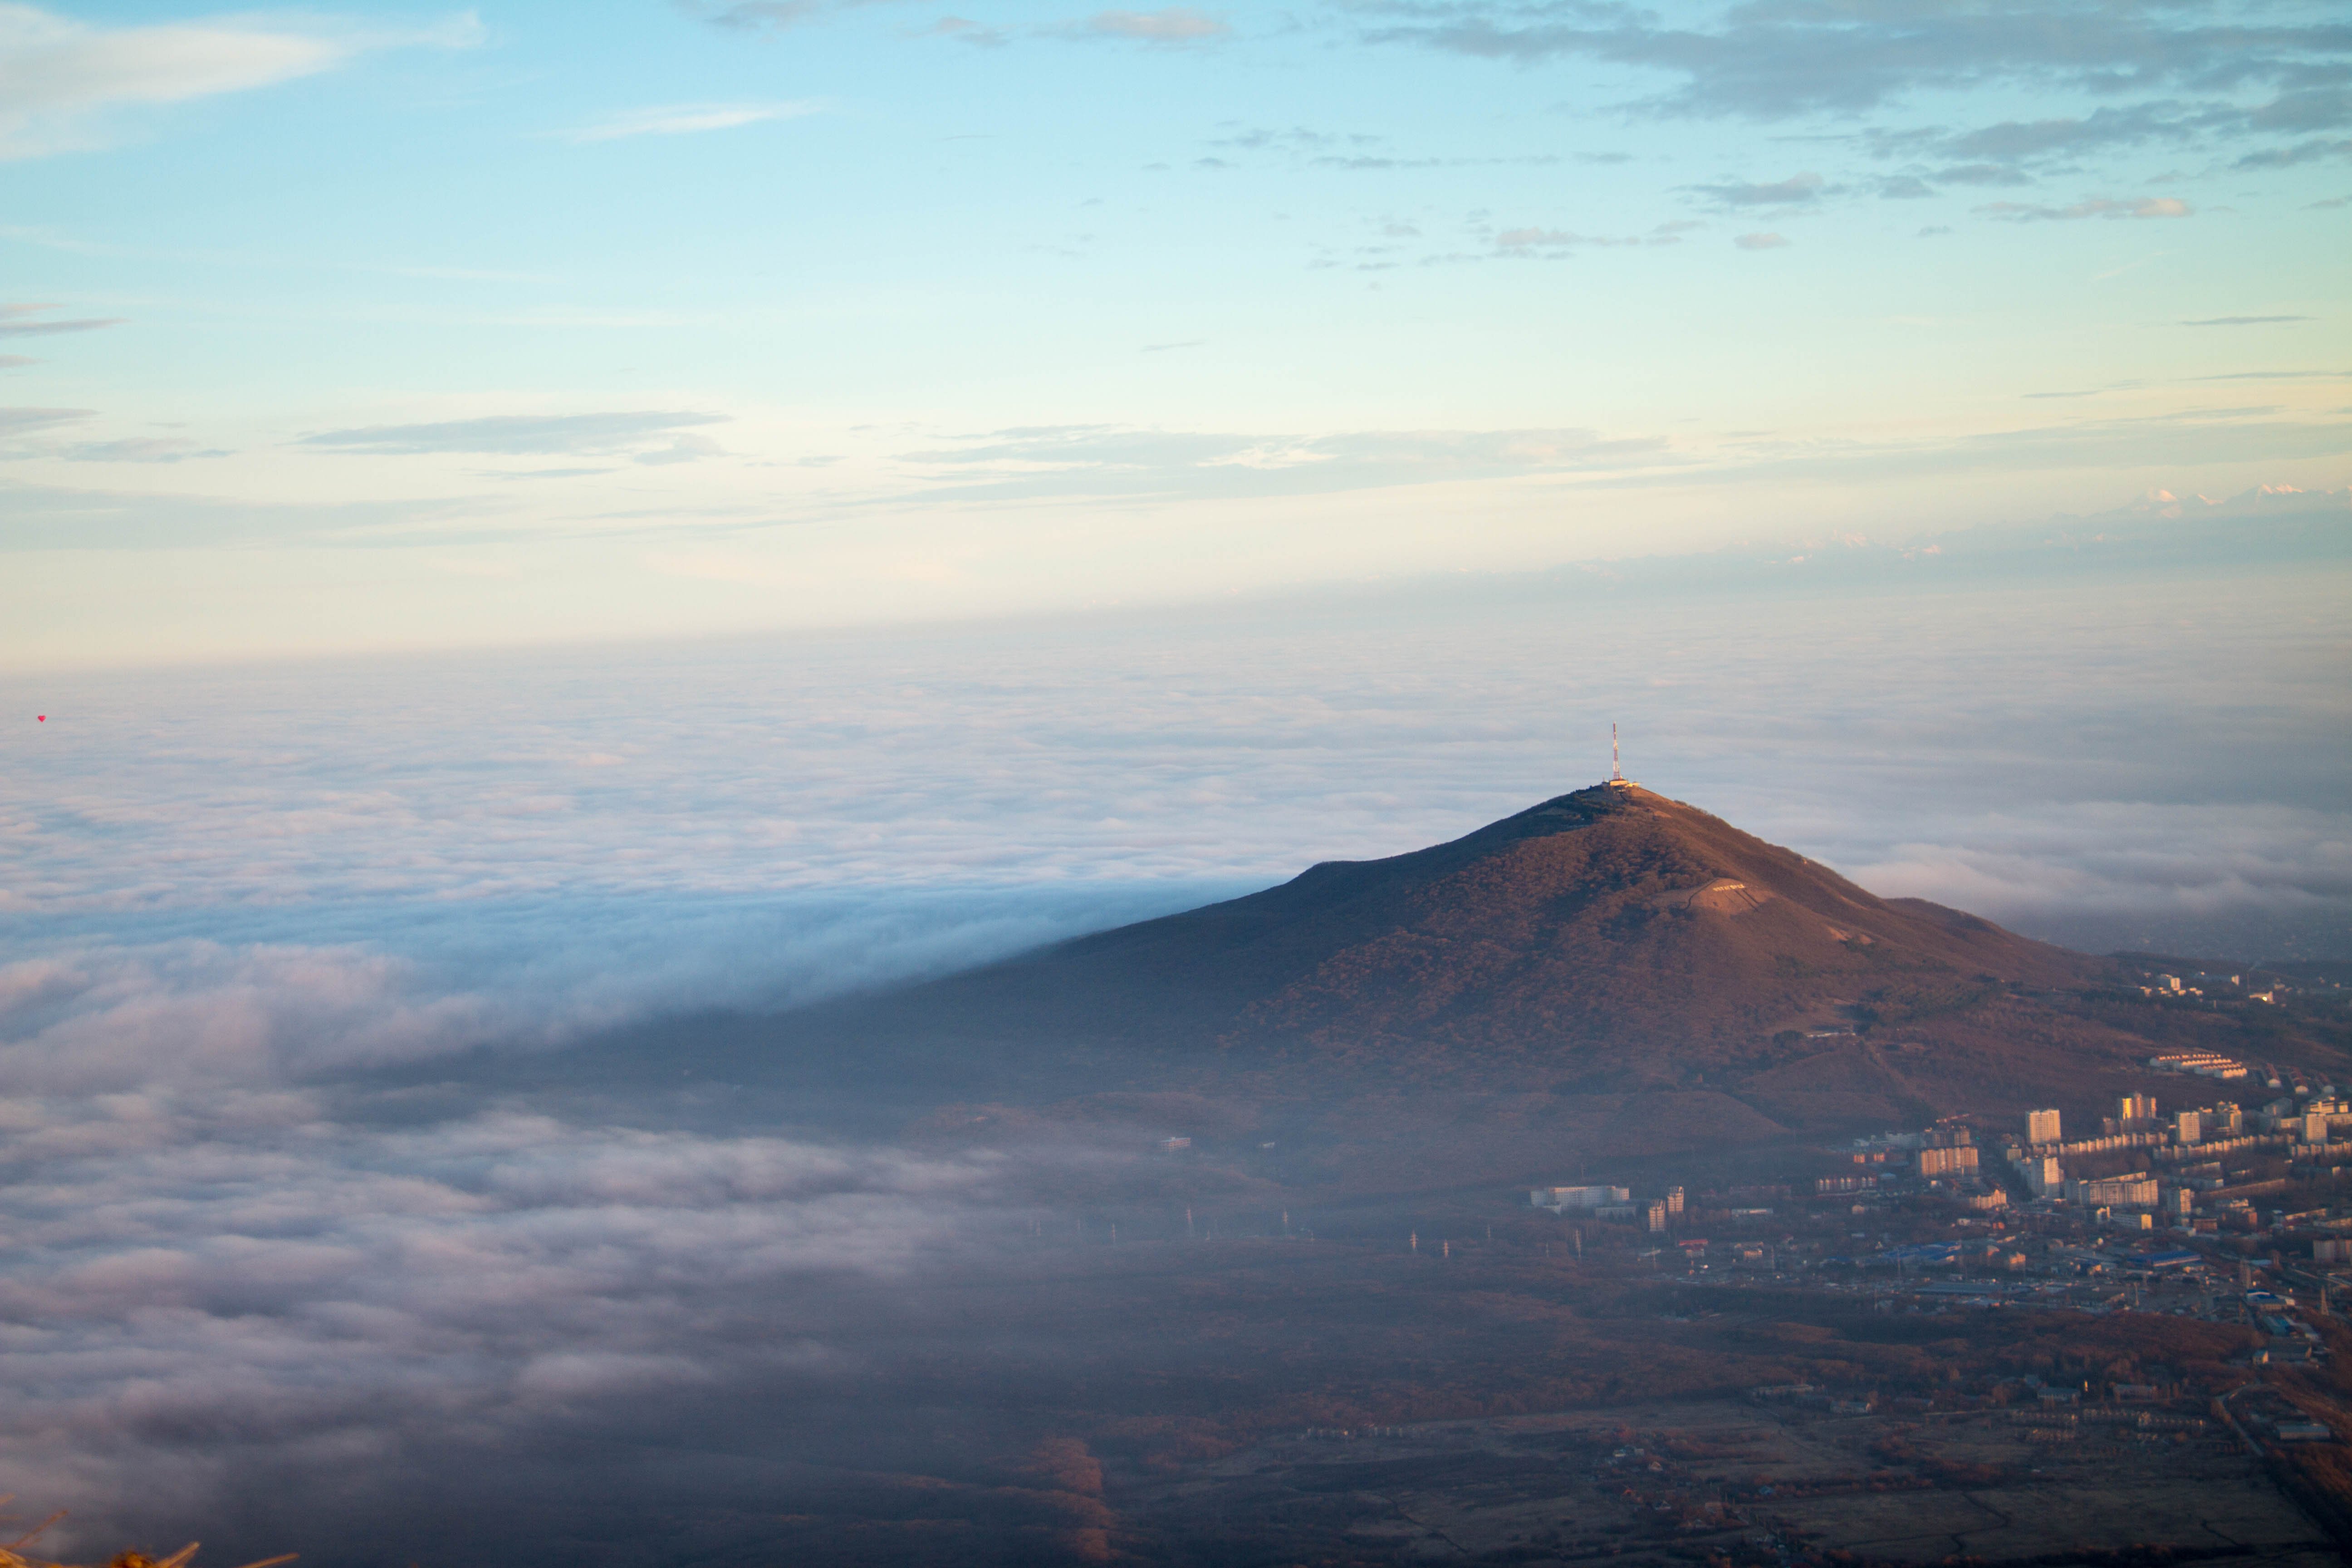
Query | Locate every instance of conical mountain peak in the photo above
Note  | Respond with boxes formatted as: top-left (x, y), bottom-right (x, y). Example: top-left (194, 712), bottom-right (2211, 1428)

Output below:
top-left (866, 784), bottom-right (2102, 1104)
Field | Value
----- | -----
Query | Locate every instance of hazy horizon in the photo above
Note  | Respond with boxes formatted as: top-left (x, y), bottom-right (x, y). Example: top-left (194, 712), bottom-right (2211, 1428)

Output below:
top-left (12, 498), bottom-right (2347, 1103)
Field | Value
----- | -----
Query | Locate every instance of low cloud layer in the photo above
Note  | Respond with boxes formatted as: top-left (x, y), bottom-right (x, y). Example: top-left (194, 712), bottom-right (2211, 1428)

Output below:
top-left (1851, 801), bottom-right (2352, 958)
top-left (10, 500), bottom-right (2347, 1003)
top-left (0, 1079), bottom-right (1088, 1558)
top-left (3, 531), bottom-right (2348, 1548)
top-left (0, 886), bottom-right (1225, 1094)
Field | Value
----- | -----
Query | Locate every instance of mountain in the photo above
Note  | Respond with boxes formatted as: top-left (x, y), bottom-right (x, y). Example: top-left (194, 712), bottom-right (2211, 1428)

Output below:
top-left (531, 779), bottom-right (2352, 1185)
top-left (1011, 783), bottom-right (2080, 1052)
top-left (767, 782), bottom-right (2172, 1117)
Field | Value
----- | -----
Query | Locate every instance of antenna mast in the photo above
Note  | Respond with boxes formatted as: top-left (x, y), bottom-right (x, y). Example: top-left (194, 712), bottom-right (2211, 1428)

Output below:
top-left (1608, 724), bottom-right (1629, 789)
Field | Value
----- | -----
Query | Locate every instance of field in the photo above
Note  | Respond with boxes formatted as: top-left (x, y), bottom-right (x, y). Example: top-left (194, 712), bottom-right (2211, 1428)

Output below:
top-left (1125, 1397), bottom-right (2332, 1566)
top-left (553, 1215), bottom-right (2342, 1568)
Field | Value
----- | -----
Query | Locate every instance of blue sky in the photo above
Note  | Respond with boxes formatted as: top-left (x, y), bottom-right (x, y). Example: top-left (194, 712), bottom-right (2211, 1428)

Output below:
top-left (2, 0), bottom-right (2347, 663)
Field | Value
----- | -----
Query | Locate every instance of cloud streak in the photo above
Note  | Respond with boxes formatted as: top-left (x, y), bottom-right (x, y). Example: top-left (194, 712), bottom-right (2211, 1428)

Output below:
top-left (1695, 171), bottom-right (1822, 206)
top-left (0, 304), bottom-right (123, 337)
top-left (891, 422), bottom-right (1672, 503)
top-left (64, 436), bottom-right (226, 463)
top-left (0, 405), bottom-right (89, 436)
top-left (295, 410), bottom-right (730, 457)
top-left (0, 3), bottom-right (482, 159)
top-left (1978, 195), bottom-right (2191, 221)
top-left (1069, 7), bottom-right (1228, 43)
top-left (564, 101), bottom-right (821, 142)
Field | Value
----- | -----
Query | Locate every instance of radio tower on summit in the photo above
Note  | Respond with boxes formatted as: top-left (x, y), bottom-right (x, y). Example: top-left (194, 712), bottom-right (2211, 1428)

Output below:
top-left (1607, 723), bottom-right (1631, 790)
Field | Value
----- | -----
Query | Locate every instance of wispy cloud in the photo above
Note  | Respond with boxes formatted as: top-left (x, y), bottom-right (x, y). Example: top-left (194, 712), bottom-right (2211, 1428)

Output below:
top-left (564, 100), bottom-right (821, 143)
top-left (894, 422), bottom-right (1673, 504)
top-left (1072, 7), bottom-right (1228, 42)
top-left (65, 436), bottom-right (227, 464)
top-left (2180, 315), bottom-right (2315, 327)
top-left (1357, 1), bottom-right (2352, 203)
top-left (678, 0), bottom-right (829, 28)
top-left (910, 5), bottom-right (1234, 47)
top-left (0, 405), bottom-right (91, 436)
top-left (1695, 171), bottom-right (1823, 207)
top-left (2190, 368), bottom-right (2348, 380)
top-left (0, 3), bottom-right (482, 159)
top-left (1491, 226), bottom-right (1644, 253)
top-left (1734, 231), bottom-right (1789, 250)
top-left (1469, 219), bottom-right (1695, 260)
top-left (925, 15), bottom-right (1010, 46)
top-left (295, 410), bottom-right (731, 458)
top-left (374, 264), bottom-right (558, 284)
top-left (0, 304), bottom-right (122, 337)
top-left (1358, 0), bottom-right (2352, 124)
top-left (2236, 136), bottom-right (2352, 168)
top-left (1978, 196), bottom-right (2191, 222)
top-left (1940, 104), bottom-right (2198, 164)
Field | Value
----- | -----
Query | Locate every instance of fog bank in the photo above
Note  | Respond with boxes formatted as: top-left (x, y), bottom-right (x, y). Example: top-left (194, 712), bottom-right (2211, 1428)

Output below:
top-left (0, 520), bottom-right (2343, 1558)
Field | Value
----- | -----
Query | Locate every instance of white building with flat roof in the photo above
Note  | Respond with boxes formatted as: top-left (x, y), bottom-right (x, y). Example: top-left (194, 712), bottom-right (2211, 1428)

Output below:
top-left (2070, 1173), bottom-right (2159, 1208)
top-left (1531, 1184), bottom-right (1631, 1210)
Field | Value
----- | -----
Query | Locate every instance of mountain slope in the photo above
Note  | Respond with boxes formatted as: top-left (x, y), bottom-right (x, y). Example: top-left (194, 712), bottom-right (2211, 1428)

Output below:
top-left (858, 783), bottom-right (2105, 1091)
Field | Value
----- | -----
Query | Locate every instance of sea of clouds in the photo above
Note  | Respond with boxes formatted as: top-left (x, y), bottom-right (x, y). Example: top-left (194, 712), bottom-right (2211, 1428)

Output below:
top-left (0, 1078), bottom-right (1140, 1561)
top-left (0, 527), bottom-right (2345, 1557)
